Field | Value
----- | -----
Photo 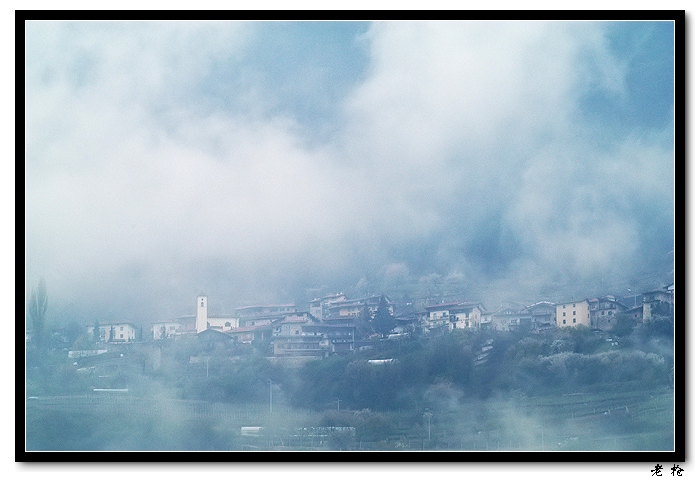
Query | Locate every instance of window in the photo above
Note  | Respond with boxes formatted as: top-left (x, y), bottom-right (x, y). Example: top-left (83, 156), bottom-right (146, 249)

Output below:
top-left (120, 326), bottom-right (124, 331)
top-left (563, 320), bottom-right (566, 324)
top-left (608, 311), bottom-right (612, 315)
top-left (201, 301), bottom-right (204, 307)
top-left (573, 304), bottom-right (576, 307)
top-left (563, 312), bottom-right (566, 317)
top-left (573, 311), bottom-right (576, 315)
top-left (573, 318), bottom-right (576, 323)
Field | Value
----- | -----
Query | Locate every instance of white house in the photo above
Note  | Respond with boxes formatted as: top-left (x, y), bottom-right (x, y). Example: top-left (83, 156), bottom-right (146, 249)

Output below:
top-left (424, 302), bottom-right (484, 331)
top-left (88, 322), bottom-right (137, 343)
top-left (151, 321), bottom-right (182, 340)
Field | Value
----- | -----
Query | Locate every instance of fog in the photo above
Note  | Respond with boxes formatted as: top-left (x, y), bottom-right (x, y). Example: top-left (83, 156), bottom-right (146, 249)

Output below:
top-left (25, 325), bottom-right (675, 452)
top-left (24, 20), bottom-right (674, 326)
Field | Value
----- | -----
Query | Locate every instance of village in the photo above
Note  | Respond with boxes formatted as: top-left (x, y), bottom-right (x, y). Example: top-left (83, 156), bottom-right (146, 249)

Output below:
top-left (27, 281), bottom-right (676, 452)
top-left (81, 283), bottom-right (675, 363)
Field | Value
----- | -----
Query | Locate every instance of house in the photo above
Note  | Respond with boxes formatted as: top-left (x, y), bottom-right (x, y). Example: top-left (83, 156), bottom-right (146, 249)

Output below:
top-left (302, 324), bottom-right (355, 354)
top-left (271, 312), bottom-right (316, 337)
top-left (324, 295), bottom-right (394, 321)
top-left (228, 324), bottom-right (273, 344)
top-left (642, 286), bottom-right (675, 322)
top-left (88, 322), bottom-right (137, 343)
top-left (488, 307), bottom-right (527, 332)
top-left (588, 296), bottom-right (628, 331)
top-left (206, 314), bottom-right (240, 331)
top-left (235, 303), bottom-right (297, 319)
top-left (271, 333), bottom-right (329, 359)
top-left (525, 301), bottom-right (556, 332)
top-left (624, 305), bottom-right (644, 322)
top-left (422, 301), bottom-right (485, 332)
top-left (555, 300), bottom-right (590, 328)
top-left (151, 321), bottom-right (182, 340)
top-left (448, 302), bottom-right (485, 330)
top-left (270, 313), bottom-right (355, 358)
top-left (237, 315), bottom-right (283, 329)
top-left (173, 316), bottom-right (197, 334)
top-left (308, 293), bottom-right (347, 321)
top-left (423, 302), bottom-right (459, 329)
top-left (393, 312), bottom-right (421, 335)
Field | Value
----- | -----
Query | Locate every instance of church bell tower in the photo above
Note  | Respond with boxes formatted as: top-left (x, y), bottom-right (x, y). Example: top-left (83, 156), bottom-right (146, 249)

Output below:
top-left (196, 294), bottom-right (208, 333)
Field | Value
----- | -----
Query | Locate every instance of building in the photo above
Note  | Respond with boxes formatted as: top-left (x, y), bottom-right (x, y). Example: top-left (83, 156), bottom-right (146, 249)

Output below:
top-left (206, 314), bottom-right (241, 331)
top-left (624, 305), bottom-right (644, 322)
top-left (525, 301), bottom-right (556, 332)
top-left (448, 303), bottom-right (485, 330)
top-left (642, 285), bottom-right (675, 322)
top-left (270, 312), bottom-right (355, 358)
top-left (308, 293), bottom-right (347, 321)
top-left (194, 294), bottom-right (242, 333)
top-left (238, 315), bottom-right (283, 329)
top-left (228, 324), bottom-right (273, 344)
top-left (555, 300), bottom-right (590, 328)
top-left (589, 296), bottom-right (628, 331)
top-left (324, 295), bottom-right (394, 321)
top-left (151, 321), bottom-right (182, 340)
top-left (423, 302), bottom-right (458, 330)
top-left (236, 303), bottom-right (297, 319)
top-left (88, 322), bottom-right (137, 343)
top-left (149, 295), bottom-right (285, 341)
top-left (148, 315), bottom-right (198, 340)
top-left (422, 301), bottom-right (485, 332)
top-left (488, 307), bottom-right (528, 332)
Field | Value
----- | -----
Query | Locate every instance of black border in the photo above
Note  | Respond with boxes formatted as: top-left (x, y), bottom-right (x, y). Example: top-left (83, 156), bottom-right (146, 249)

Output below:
top-left (17, 10), bottom-right (685, 464)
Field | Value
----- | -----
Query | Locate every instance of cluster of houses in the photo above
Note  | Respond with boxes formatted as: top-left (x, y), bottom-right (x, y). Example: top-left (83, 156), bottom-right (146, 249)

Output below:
top-left (86, 283), bottom-right (674, 362)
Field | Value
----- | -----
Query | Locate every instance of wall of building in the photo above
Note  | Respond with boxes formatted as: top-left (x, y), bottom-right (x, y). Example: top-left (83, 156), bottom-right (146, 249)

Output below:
top-left (88, 323), bottom-right (136, 342)
top-left (556, 300), bottom-right (590, 328)
top-left (207, 316), bottom-right (239, 331)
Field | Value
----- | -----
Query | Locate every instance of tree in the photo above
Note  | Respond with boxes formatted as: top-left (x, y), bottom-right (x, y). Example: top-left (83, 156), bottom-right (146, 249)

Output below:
top-left (357, 303), bottom-right (374, 339)
top-left (28, 278), bottom-right (48, 350)
top-left (93, 320), bottom-right (102, 343)
top-left (611, 313), bottom-right (636, 338)
top-left (372, 295), bottom-right (396, 338)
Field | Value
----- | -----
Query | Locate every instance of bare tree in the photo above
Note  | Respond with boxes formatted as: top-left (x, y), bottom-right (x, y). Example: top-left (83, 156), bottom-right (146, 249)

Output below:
top-left (28, 278), bottom-right (48, 349)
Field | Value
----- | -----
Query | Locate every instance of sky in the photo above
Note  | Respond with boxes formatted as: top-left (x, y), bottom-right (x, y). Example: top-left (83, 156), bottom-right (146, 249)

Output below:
top-left (24, 19), bottom-right (676, 324)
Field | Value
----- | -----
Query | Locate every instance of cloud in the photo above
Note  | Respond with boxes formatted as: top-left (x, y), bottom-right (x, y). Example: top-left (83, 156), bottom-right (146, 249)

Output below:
top-left (24, 20), bottom-right (675, 321)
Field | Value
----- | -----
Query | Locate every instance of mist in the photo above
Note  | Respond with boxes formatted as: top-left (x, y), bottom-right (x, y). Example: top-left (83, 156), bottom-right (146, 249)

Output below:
top-left (24, 20), bottom-right (674, 325)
